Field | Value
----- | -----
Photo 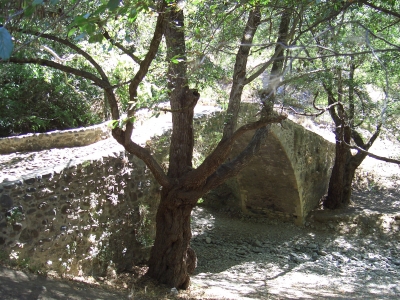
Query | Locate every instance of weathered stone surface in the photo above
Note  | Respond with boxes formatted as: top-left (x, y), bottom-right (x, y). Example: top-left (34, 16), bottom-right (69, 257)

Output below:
top-left (0, 148), bottom-right (161, 278)
top-left (228, 119), bottom-right (334, 225)
top-left (0, 122), bottom-right (110, 154)
top-left (0, 195), bottom-right (13, 209)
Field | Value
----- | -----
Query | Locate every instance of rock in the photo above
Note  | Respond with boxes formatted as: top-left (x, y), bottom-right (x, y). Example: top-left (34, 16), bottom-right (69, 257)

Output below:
top-left (392, 259), bottom-right (400, 266)
top-left (318, 250), bottom-right (328, 256)
top-left (0, 194), bottom-right (13, 209)
top-left (332, 252), bottom-right (343, 261)
top-left (254, 240), bottom-right (263, 247)
top-left (205, 237), bottom-right (212, 244)
top-left (12, 223), bottom-right (22, 231)
top-left (251, 247), bottom-right (263, 254)
top-left (237, 249), bottom-right (247, 256)
top-left (308, 243), bottom-right (318, 250)
top-left (367, 253), bottom-right (378, 262)
top-left (290, 253), bottom-right (301, 263)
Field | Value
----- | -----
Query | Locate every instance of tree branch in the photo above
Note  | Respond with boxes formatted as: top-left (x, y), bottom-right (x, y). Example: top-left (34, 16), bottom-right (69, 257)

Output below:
top-left (322, 83), bottom-right (341, 126)
top-left (222, 6), bottom-right (261, 140)
top-left (243, 51), bottom-right (278, 85)
top-left (293, 1), bottom-right (351, 44)
top-left (359, 0), bottom-right (400, 19)
top-left (288, 99), bottom-right (342, 118)
top-left (6, 57), bottom-right (107, 87)
top-left (286, 48), bottom-right (400, 60)
top-left (182, 112), bottom-right (287, 189)
top-left (110, 127), bottom-right (171, 188)
top-left (125, 1), bottom-right (167, 142)
top-left (102, 29), bottom-right (142, 64)
top-left (201, 125), bottom-right (271, 193)
top-left (12, 29), bottom-right (109, 82)
top-left (10, 29), bottom-right (121, 120)
top-left (346, 143), bottom-right (400, 165)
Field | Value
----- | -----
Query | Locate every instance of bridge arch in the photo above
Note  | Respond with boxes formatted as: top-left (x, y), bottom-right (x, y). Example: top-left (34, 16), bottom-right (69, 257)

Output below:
top-left (206, 118), bottom-right (335, 225)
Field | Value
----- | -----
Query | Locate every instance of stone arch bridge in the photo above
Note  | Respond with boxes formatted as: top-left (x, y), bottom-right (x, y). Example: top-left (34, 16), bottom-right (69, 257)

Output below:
top-left (205, 117), bottom-right (335, 225)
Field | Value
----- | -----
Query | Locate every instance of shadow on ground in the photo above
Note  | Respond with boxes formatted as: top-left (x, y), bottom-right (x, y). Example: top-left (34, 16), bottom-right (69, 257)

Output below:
top-left (0, 266), bottom-right (127, 300)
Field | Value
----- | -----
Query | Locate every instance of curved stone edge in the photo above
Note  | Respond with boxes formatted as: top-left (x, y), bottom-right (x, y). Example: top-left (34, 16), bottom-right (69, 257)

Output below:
top-left (0, 122), bottom-right (111, 154)
top-left (271, 120), bottom-right (336, 225)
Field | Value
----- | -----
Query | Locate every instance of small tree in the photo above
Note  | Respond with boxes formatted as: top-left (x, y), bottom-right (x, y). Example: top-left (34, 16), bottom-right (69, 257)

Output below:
top-left (284, 1), bottom-right (400, 209)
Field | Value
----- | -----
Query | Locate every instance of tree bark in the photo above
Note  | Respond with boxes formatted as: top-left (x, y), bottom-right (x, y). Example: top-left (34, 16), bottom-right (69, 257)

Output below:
top-left (147, 189), bottom-right (197, 289)
top-left (324, 139), bottom-right (352, 209)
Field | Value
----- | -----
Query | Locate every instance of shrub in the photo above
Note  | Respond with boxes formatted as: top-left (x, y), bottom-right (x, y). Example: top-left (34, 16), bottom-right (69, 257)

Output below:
top-left (0, 63), bottom-right (102, 137)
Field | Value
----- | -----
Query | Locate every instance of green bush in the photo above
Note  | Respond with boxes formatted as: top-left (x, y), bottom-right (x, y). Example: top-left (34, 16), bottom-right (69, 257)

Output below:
top-left (0, 64), bottom-right (102, 137)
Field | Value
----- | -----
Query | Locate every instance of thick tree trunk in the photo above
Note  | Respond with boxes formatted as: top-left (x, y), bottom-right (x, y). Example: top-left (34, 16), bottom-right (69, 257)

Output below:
top-left (324, 145), bottom-right (361, 209)
top-left (147, 189), bottom-right (197, 289)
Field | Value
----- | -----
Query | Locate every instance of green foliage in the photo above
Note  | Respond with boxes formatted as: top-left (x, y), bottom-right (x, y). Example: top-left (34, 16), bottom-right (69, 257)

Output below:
top-left (135, 203), bottom-right (154, 247)
top-left (6, 207), bottom-right (23, 224)
top-left (0, 63), bottom-right (101, 137)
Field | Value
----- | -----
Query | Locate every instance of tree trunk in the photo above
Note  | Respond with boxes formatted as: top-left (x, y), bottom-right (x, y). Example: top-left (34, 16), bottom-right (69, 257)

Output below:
top-left (324, 140), bottom-right (352, 209)
top-left (147, 188), bottom-right (197, 289)
top-left (324, 103), bottom-right (353, 209)
top-left (342, 162), bottom-right (358, 205)
top-left (146, 3), bottom-right (198, 288)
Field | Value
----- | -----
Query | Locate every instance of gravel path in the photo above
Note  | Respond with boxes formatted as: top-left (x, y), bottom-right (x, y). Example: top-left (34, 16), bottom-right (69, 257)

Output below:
top-left (189, 202), bottom-right (400, 300)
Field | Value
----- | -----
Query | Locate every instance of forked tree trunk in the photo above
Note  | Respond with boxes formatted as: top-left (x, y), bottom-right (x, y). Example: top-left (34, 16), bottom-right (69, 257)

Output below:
top-left (147, 189), bottom-right (197, 289)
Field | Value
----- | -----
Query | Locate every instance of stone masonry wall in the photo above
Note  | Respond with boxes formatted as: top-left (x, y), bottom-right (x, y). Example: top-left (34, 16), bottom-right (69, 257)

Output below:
top-left (0, 122), bottom-right (111, 154)
top-left (0, 151), bottom-right (160, 277)
top-left (203, 105), bottom-right (335, 225)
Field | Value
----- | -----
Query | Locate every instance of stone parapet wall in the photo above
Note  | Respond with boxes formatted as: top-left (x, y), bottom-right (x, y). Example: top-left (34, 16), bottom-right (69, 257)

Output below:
top-left (0, 151), bottom-right (160, 277)
top-left (0, 122), bottom-right (111, 154)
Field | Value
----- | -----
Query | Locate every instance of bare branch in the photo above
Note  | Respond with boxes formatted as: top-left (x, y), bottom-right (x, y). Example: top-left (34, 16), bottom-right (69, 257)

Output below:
top-left (287, 99), bottom-right (343, 118)
top-left (346, 143), bottom-right (400, 165)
